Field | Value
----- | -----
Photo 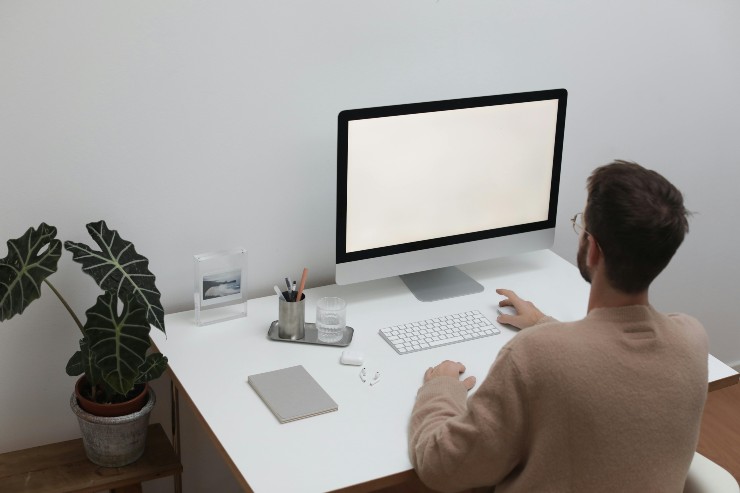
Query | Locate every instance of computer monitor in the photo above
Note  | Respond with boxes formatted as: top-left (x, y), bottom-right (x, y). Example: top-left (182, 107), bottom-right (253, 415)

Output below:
top-left (336, 89), bottom-right (567, 302)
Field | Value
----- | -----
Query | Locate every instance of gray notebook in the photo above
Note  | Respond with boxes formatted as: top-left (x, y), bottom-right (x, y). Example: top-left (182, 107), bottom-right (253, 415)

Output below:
top-left (247, 365), bottom-right (338, 423)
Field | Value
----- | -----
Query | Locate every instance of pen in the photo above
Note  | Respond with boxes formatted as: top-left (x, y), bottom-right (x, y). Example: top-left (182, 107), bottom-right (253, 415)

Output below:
top-left (296, 268), bottom-right (308, 302)
top-left (274, 285), bottom-right (286, 301)
top-left (284, 277), bottom-right (292, 298)
top-left (291, 280), bottom-right (296, 301)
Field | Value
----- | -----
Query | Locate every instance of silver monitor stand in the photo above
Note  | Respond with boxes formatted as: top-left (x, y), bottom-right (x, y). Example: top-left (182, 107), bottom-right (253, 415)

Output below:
top-left (400, 266), bottom-right (484, 302)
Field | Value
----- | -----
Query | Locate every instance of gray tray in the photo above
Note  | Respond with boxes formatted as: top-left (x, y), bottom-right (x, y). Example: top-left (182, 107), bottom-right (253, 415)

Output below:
top-left (267, 321), bottom-right (354, 347)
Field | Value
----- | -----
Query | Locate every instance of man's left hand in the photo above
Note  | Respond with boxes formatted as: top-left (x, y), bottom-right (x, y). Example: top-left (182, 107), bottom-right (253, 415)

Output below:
top-left (424, 360), bottom-right (476, 390)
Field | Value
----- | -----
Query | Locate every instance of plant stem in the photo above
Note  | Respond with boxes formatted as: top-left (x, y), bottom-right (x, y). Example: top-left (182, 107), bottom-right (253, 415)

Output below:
top-left (43, 279), bottom-right (84, 334)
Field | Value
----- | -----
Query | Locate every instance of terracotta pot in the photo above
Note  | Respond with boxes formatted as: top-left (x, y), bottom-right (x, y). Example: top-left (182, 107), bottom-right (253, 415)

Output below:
top-left (74, 376), bottom-right (149, 417)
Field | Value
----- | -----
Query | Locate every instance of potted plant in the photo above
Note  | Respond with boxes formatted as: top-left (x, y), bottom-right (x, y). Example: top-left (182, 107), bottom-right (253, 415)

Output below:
top-left (0, 221), bottom-right (168, 467)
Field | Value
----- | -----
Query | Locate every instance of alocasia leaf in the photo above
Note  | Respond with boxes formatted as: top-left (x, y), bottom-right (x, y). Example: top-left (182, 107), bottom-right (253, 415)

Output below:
top-left (0, 223), bottom-right (62, 321)
top-left (66, 338), bottom-right (103, 385)
top-left (83, 291), bottom-right (153, 396)
top-left (64, 221), bottom-right (165, 333)
top-left (136, 353), bottom-right (168, 384)
top-left (65, 349), bottom-right (84, 377)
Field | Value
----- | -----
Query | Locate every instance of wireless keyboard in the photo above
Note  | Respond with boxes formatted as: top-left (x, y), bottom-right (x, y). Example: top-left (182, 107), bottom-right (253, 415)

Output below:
top-left (378, 310), bottom-right (499, 354)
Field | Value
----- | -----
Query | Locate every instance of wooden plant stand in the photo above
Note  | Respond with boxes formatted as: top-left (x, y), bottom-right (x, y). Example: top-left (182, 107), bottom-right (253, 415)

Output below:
top-left (0, 423), bottom-right (181, 493)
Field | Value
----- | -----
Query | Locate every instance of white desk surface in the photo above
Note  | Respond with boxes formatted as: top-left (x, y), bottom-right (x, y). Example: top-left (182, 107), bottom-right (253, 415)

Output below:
top-left (151, 250), bottom-right (738, 493)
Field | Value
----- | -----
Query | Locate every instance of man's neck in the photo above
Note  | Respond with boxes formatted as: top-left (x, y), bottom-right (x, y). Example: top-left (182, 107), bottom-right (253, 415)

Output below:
top-left (587, 272), bottom-right (649, 312)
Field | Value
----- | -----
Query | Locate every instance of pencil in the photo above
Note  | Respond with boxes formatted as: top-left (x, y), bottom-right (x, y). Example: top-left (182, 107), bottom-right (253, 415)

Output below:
top-left (296, 268), bottom-right (308, 302)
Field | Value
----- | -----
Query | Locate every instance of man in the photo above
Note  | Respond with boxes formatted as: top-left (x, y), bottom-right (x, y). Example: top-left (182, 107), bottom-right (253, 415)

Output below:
top-left (408, 161), bottom-right (708, 493)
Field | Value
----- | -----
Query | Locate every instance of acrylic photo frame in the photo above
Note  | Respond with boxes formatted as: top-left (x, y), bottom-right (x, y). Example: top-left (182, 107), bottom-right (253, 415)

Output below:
top-left (194, 248), bottom-right (247, 326)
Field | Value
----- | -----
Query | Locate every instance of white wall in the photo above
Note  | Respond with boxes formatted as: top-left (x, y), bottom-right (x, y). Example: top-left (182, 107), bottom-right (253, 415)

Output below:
top-left (2, 1), bottom-right (739, 491)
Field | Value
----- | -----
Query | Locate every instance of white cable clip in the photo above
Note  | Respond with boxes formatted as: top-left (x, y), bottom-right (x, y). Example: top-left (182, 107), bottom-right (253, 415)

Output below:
top-left (369, 371), bottom-right (381, 386)
top-left (359, 367), bottom-right (368, 382)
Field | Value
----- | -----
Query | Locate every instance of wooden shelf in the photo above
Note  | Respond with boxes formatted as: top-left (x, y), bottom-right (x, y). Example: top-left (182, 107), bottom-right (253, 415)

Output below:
top-left (0, 423), bottom-right (181, 493)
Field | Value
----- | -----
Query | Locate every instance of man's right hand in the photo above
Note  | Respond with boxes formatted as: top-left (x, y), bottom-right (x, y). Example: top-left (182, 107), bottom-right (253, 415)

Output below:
top-left (496, 289), bottom-right (547, 329)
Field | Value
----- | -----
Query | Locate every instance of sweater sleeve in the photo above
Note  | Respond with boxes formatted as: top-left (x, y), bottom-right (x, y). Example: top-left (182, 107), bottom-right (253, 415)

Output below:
top-left (408, 348), bottom-right (528, 492)
top-left (535, 315), bottom-right (558, 326)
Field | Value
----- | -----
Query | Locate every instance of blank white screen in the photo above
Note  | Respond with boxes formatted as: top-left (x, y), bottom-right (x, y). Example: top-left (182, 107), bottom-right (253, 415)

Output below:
top-left (345, 99), bottom-right (559, 253)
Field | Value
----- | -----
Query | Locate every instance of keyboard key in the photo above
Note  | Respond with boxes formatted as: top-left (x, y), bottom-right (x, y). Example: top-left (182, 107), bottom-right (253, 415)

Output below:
top-left (429, 335), bottom-right (464, 347)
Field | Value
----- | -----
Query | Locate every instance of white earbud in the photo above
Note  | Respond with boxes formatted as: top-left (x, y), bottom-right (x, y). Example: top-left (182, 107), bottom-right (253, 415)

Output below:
top-left (370, 371), bottom-right (381, 386)
top-left (359, 367), bottom-right (368, 382)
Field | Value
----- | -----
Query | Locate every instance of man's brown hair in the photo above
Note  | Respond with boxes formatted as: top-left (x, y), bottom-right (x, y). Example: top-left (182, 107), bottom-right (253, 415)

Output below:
top-left (585, 160), bottom-right (690, 293)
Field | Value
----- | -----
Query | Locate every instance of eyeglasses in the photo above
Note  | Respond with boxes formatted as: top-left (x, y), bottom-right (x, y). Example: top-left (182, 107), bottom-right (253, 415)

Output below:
top-left (570, 212), bottom-right (588, 236)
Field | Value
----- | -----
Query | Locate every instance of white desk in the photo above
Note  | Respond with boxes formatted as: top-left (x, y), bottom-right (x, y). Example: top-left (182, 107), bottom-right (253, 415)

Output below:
top-left (151, 250), bottom-right (738, 492)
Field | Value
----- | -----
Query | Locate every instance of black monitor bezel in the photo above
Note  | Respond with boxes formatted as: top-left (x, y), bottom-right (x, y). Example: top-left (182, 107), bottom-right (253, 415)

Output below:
top-left (336, 88), bottom-right (567, 265)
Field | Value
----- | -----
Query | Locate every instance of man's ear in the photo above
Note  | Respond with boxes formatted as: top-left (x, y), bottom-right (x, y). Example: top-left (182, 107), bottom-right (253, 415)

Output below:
top-left (587, 234), bottom-right (601, 268)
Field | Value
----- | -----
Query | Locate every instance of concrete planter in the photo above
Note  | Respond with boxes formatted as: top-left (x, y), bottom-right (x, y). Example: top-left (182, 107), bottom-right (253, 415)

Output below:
top-left (70, 388), bottom-right (156, 467)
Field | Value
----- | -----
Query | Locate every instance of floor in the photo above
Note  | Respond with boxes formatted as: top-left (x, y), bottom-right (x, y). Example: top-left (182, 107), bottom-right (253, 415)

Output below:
top-left (696, 382), bottom-right (740, 484)
top-left (376, 382), bottom-right (740, 492)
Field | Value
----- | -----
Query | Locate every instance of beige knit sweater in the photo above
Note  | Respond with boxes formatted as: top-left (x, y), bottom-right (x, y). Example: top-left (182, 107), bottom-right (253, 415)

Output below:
top-left (409, 305), bottom-right (708, 493)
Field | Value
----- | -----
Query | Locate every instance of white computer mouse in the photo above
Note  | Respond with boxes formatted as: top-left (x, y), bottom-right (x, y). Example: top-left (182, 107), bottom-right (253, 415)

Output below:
top-left (497, 305), bottom-right (518, 317)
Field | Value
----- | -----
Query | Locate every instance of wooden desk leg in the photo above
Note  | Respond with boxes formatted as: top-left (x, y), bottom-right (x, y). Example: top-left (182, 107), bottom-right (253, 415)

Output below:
top-left (171, 379), bottom-right (183, 493)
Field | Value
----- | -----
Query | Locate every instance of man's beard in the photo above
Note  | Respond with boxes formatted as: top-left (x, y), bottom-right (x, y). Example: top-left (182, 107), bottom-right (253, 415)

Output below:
top-left (577, 233), bottom-right (592, 284)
